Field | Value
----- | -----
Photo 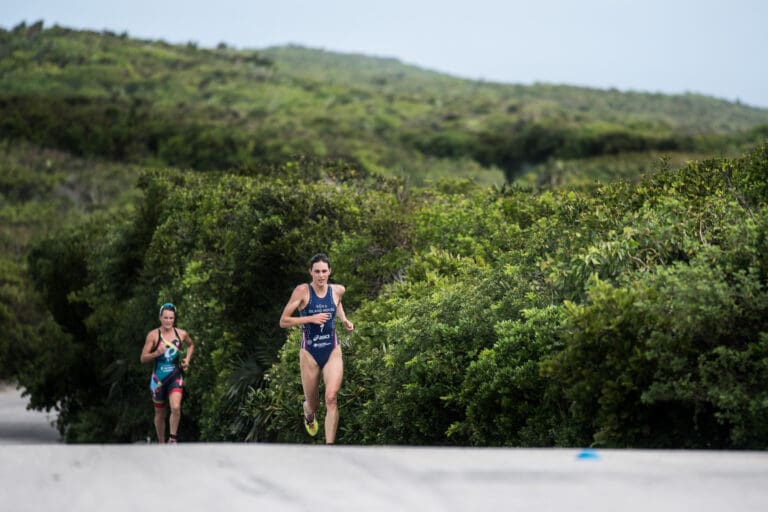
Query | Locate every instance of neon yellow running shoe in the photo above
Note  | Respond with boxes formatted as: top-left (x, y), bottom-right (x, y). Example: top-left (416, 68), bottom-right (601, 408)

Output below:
top-left (304, 413), bottom-right (319, 437)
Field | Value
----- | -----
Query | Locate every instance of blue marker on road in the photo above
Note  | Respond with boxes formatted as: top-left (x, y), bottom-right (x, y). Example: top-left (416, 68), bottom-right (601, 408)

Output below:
top-left (577, 449), bottom-right (601, 460)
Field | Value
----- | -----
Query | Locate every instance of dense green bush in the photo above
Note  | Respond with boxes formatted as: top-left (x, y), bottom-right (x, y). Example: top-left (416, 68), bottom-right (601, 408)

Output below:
top-left (248, 145), bottom-right (768, 448)
top-left (16, 144), bottom-right (768, 447)
top-left (453, 306), bottom-right (568, 446)
top-left (20, 160), bottom-right (417, 441)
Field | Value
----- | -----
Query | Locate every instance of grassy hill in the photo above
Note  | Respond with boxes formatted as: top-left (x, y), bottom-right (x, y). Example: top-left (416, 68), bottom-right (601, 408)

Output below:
top-left (261, 44), bottom-right (768, 132)
top-left (2, 21), bottom-right (767, 187)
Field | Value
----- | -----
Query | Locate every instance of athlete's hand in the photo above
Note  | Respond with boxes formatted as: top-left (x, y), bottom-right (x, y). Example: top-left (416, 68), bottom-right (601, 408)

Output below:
top-left (342, 319), bottom-right (354, 332)
top-left (181, 359), bottom-right (190, 371)
top-left (311, 313), bottom-right (331, 325)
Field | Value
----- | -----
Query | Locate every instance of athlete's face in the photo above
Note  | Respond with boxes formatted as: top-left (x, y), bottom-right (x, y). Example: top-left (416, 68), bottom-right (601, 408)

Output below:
top-left (309, 261), bottom-right (331, 287)
top-left (160, 310), bottom-right (176, 328)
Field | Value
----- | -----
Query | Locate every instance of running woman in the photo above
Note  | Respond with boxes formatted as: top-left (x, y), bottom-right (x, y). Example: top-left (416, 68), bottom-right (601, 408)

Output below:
top-left (279, 253), bottom-right (354, 444)
top-left (140, 303), bottom-right (195, 444)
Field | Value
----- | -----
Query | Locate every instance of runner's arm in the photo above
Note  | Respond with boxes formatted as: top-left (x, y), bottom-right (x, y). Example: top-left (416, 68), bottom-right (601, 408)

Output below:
top-left (334, 285), bottom-right (354, 332)
top-left (180, 329), bottom-right (194, 370)
top-left (139, 331), bottom-right (163, 364)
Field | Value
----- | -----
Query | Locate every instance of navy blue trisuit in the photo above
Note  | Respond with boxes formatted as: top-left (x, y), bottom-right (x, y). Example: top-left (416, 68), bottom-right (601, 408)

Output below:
top-left (300, 284), bottom-right (339, 368)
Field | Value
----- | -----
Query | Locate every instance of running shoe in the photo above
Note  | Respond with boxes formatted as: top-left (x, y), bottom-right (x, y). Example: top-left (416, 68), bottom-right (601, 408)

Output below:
top-left (168, 437), bottom-right (178, 445)
top-left (304, 413), bottom-right (319, 437)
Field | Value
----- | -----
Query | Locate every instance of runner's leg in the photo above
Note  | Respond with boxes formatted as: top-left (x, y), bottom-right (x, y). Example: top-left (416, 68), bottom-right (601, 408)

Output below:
top-left (322, 347), bottom-right (344, 444)
top-left (153, 404), bottom-right (166, 443)
top-left (168, 391), bottom-right (182, 439)
top-left (300, 348), bottom-right (321, 418)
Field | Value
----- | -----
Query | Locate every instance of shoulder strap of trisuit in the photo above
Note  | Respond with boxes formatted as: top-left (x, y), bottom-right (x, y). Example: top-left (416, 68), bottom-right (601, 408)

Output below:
top-left (155, 329), bottom-right (180, 352)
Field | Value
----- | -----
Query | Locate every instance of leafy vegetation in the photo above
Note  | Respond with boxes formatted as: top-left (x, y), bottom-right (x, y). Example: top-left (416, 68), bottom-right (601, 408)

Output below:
top-left (0, 140), bottom-right (139, 381)
top-left (249, 146), bottom-right (768, 448)
top-left (2, 21), bottom-right (768, 448)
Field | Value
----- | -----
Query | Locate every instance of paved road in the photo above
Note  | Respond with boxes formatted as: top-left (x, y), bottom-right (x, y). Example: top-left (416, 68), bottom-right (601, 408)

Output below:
top-left (2, 444), bottom-right (767, 512)
top-left (2, 385), bottom-right (767, 512)
top-left (0, 382), bottom-right (59, 444)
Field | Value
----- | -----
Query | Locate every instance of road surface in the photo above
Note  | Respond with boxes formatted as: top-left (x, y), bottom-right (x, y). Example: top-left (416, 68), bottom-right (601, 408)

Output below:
top-left (0, 381), bottom-right (59, 444)
top-left (1, 384), bottom-right (767, 512)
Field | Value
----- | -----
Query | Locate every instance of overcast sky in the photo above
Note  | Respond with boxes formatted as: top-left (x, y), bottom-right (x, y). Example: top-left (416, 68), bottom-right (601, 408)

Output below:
top-left (3, 0), bottom-right (767, 108)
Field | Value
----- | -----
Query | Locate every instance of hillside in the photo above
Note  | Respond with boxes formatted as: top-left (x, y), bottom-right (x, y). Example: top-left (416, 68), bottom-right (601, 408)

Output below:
top-left (261, 45), bottom-right (768, 132)
top-left (1, 21), bottom-right (767, 185)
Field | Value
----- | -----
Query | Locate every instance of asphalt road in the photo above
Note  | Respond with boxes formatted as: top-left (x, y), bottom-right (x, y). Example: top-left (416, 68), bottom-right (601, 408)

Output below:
top-left (0, 382), bottom-right (59, 444)
top-left (2, 384), bottom-right (767, 512)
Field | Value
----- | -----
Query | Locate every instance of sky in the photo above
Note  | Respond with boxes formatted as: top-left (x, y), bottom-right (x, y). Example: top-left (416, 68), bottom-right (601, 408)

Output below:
top-left (3, 0), bottom-right (767, 108)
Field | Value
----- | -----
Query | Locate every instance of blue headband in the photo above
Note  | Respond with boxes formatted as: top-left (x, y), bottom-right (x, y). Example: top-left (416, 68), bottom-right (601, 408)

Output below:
top-left (159, 303), bottom-right (176, 316)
